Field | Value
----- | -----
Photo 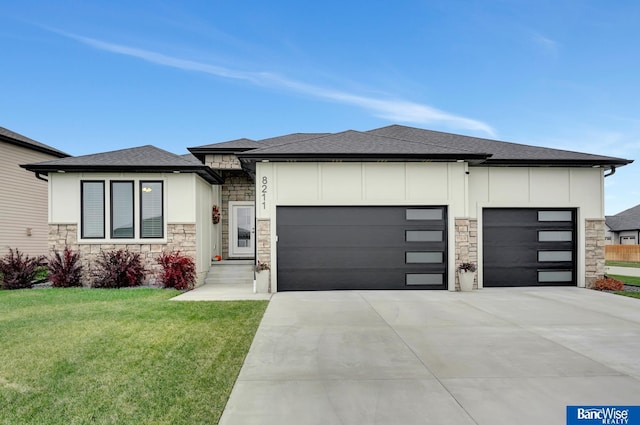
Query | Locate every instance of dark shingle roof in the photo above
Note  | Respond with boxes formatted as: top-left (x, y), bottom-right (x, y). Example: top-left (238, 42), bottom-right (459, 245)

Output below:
top-left (0, 126), bottom-right (69, 157)
top-left (606, 204), bottom-right (640, 231)
top-left (190, 138), bottom-right (260, 151)
top-left (257, 133), bottom-right (330, 146)
top-left (22, 145), bottom-right (222, 184)
top-left (368, 125), bottom-right (631, 166)
top-left (240, 130), bottom-right (489, 160)
top-left (236, 125), bottom-right (632, 167)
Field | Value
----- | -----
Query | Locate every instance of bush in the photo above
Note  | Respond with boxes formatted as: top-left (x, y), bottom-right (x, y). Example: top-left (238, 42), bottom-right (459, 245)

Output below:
top-left (157, 251), bottom-right (196, 290)
top-left (0, 248), bottom-right (46, 290)
top-left (48, 246), bottom-right (83, 287)
top-left (92, 249), bottom-right (145, 288)
top-left (593, 277), bottom-right (624, 291)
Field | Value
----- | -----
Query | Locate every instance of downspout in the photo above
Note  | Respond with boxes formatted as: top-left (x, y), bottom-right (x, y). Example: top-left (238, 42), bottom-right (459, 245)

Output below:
top-left (35, 172), bottom-right (48, 182)
top-left (604, 166), bottom-right (616, 177)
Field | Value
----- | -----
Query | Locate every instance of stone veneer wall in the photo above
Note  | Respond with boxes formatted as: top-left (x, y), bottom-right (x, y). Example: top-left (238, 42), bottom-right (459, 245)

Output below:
top-left (454, 218), bottom-right (478, 290)
top-left (585, 218), bottom-right (606, 288)
top-left (49, 223), bottom-right (196, 286)
top-left (205, 154), bottom-right (242, 170)
top-left (221, 171), bottom-right (255, 259)
top-left (256, 219), bottom-right (271, 265)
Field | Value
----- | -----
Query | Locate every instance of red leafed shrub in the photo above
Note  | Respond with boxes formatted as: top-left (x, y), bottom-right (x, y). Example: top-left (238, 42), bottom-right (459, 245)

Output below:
top-left (157, 251), bottom-right (196, 290)
top-left (0, 248), bottom-right (45, 290)
top-left (592, 277), bottom-right (624, 291)
top-left (92, 249), bottom-right (145, 288)
top-left (48, 246), bottom-right (83, 287)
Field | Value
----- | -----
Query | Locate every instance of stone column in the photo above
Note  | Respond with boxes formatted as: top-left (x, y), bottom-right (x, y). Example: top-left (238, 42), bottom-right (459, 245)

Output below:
top-left (585, 218), bottom-right (606, 288)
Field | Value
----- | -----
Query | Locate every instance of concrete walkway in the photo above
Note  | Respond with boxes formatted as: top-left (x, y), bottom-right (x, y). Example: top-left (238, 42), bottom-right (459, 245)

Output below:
top-left (171, 282), bottom-right (272, 301)
top-left (606, 265), bottom-right (640, 277)
top-left (219, 287), bottom-right (640, 425)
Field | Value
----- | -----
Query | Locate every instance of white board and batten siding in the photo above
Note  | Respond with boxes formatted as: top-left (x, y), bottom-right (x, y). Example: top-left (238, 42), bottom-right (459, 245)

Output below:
top-left (0, 142), bottom-right (58, 257)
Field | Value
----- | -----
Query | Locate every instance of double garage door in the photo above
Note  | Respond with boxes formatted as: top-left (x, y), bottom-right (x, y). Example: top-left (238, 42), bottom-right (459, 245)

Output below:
top-left (276, 206), bottom-right (447, 291)
top-left (275, 206), bottom-right (577, 291)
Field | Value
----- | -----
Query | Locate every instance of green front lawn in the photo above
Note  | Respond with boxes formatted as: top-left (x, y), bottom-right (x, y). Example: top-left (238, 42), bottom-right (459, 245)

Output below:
top-left (615, 291), bottom-right (640, 299)
top-left (607, 274), bottom-right (640, 287)
top-left (0, 289), bottom-right (267, 425)
top-left (606, 260), bottom-right (640, 268)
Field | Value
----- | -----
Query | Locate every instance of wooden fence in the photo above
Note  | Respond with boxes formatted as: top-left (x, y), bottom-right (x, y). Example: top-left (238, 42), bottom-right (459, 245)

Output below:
top-left (605, 245), bottom-right (640, 262)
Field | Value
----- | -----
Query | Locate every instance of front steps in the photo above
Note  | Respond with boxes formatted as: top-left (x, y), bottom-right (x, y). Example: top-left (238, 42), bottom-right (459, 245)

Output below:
top-left (205, 260), bottom-right (255, 285)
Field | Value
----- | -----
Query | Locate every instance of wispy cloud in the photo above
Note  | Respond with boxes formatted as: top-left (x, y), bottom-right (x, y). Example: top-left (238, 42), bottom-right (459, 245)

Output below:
top-left (531, 31), bottom-right (559, 56)
top-left (58, 31), bottom-right (496, 136)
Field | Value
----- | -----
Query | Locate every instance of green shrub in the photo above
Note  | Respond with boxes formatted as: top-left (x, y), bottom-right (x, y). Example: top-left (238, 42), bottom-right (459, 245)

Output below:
top-left (49, 246), bottom-right (83, 287)
top-left (92, 249), bottom-right (145, 288)
top-left (0, 248), bottom-right (46, 290)
top-left (157, 251), bottom-right (196, 290)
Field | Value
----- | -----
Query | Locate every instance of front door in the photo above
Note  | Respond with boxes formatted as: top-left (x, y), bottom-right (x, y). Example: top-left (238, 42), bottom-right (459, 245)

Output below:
top-left (229, 202), bottom-right (255, 257)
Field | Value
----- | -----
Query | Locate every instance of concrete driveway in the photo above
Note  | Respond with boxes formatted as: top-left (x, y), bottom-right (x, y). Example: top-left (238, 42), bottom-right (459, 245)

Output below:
top-left (219, 288), bottom-right (640, 425)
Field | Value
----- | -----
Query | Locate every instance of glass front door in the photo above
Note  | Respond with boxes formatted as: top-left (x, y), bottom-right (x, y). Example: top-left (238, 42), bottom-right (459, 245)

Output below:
top-left (229, 202), bottom-right (255, 257)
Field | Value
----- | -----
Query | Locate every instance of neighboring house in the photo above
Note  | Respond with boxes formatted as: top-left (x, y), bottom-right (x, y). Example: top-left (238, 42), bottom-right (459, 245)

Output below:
top-left (1, 126), bottom-right (68, 257)
top-left (24, 125), bottom-right (632, 289)
top-left (605, 204), bottom-right (640, 245)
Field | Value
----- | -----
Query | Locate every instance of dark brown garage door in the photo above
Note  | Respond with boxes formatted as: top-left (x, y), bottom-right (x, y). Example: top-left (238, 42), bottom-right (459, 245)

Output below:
top-left (483, 208), bottom-right (577, 287)
top-left (276, 206), bottom-right (447, 291)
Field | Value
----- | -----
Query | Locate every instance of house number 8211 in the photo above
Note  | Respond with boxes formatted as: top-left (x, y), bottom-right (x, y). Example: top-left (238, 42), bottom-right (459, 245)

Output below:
top-left (261, 176), bottom-right (268, 209)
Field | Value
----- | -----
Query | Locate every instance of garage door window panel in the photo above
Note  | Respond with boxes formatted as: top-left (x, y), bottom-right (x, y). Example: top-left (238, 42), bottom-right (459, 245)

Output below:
top-left (538, 231), bottom-right (573, 242)
top-left (406, 252), bottom-right (443, 264)
top-left (538, 270), bottom-right (573, 282)
top-left (538, 211), bottom-right (573, 222)
top-left (406, 273), bottom-right (443, 286)
top-left (406, 208), bottom-right (443, 220)
top-left (538, 250), bottom-right (573, 262)
top-left (406, 230), bottom-right (442, 242)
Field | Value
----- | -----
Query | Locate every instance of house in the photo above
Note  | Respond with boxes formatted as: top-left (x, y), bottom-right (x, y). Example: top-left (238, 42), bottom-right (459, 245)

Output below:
top-left (1, 126), bottom-right (68, 257)
top-left (605, 204), bottom-right (640, 244)
top-left (23, 125), bottom-right (632, 289)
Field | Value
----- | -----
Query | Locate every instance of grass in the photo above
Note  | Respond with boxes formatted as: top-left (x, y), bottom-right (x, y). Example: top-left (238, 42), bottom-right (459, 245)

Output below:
top-left (607, 274), bottom-right (640, 287)
top-left (0, 288), bottom-right (267, 425)
top-left (615, 291), bottom-right (640, 299)
top-left (605, 260), bottom-right (640, 268)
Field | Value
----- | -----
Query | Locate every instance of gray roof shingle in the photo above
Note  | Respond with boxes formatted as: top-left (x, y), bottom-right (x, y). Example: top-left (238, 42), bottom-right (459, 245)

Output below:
top-left (606, 204), bottom-right (640, 231)
top-left (0, 126), bottom-right (69, 157)
top-left (240, 130), bottom-right (489, 159)
top-left (22, 145), bottom-right (222, 184)
top-left (235, 124), bottom-right (632, 167)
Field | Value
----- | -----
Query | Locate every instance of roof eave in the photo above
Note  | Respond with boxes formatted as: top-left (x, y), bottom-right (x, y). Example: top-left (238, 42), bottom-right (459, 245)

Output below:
top-left (480, 158), bottom-right (634, 168)
top-left (237, 153), bottom-right (492, 162)
top-left (2, 135), bottom-right (69, 158)
top-left (20, 164), bottom-right (224, 184)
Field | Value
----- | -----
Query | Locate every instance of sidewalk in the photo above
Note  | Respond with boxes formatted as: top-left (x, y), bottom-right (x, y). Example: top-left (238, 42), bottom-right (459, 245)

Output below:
top-left (605, 266), bottom-right (640, 277)
top-left (171, 282), bottom-right (272, 301)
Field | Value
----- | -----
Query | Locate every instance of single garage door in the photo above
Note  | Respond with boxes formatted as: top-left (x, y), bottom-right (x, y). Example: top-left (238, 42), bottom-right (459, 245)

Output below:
top-left (483, 208), bottom-right (577, 287)
top-left (276, 206), bottom-right (447, 291)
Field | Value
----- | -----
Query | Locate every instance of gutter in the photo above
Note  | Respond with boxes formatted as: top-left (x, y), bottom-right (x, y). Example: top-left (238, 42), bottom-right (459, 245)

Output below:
top-left (604, 166), bottom-right (616, 177)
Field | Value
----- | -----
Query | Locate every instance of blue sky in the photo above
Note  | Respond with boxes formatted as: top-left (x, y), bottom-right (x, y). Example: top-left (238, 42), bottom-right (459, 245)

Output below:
top-left (1, 1), bottom-right (638, 214)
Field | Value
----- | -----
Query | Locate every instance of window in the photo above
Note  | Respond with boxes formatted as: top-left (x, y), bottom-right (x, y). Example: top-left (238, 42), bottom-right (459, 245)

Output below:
top-left (406, 230), bottom-right (442, 242)
top-left (81, 181), bottom-right (105, 239)
top-left (406, 208), bottom-right (443, 220)
top-left (538, 211), bottom-right (573, 222)
top-left (538, 270), bottom-right (573, 282)
top-left (406, 252), bottom-right (443, 264)
top-left (80, 179), bottom-right (165, 240)
top-left (140, 181), bottom-right (163, 238)
top-left (538, 250), bottom-right (572, 262)
top-left (406, 273), bottom-right (443, 286)
top-left (538, 231), bottom-right (573, 242)
top-left (111, 181), bottom-right (134, 238)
